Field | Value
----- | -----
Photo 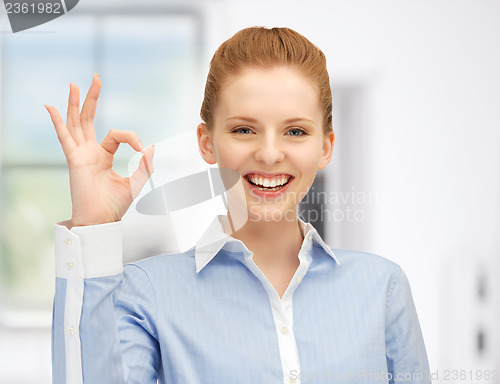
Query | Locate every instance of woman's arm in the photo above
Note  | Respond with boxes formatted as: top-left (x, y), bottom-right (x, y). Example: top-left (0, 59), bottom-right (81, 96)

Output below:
top-left (46, 75), bottom-right (157, 383)
top-left (385, 267), bottom-right (432, 384)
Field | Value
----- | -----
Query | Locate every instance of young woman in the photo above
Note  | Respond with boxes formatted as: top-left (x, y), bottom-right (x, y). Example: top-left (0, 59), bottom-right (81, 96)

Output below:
top-left (46, 27), bottom-right (431, 384)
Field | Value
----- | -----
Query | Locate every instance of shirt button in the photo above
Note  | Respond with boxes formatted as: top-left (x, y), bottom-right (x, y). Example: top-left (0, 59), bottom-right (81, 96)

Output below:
top-left (67, 326), bottom-right (75, 336)
top-left (66, 261), bottom-right (74, 270)
top-left (64, 238), bottom-right (72, 247)
top-left (280, 326), bottom-right (288, 335)
top-left (307, 234), bottom-right (313, 242)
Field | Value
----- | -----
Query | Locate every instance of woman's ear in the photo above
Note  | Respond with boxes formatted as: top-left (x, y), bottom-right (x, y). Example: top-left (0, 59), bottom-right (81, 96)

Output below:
top-left (317, 130), bottom-right (335, 170)
top-left (197, 123), bottom-right (217, 165)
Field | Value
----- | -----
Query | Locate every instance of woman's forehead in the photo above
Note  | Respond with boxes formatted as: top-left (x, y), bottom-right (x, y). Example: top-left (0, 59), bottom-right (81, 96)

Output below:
top-left (216, 66), bottom-right (322, 121)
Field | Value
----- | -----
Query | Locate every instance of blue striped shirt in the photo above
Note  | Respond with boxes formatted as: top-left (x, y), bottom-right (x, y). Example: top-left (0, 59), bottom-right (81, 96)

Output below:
top-left (52, 214), bottom-right (431, 383)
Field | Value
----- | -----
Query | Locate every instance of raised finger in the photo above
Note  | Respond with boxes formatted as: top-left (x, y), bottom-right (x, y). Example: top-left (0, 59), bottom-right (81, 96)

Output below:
top-left (80, 74), bottom-right (101, 141)
top-left (45, 104), bottom-right (76, 157)
top-left (100, 129), bottom-right (143, 155)
top-left (66, 82), bottom-right (84, 143)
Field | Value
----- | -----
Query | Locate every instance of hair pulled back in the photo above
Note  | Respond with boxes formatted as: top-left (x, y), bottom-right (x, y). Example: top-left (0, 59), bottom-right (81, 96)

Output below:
top-left (200, 27), bottom-right (333, 135)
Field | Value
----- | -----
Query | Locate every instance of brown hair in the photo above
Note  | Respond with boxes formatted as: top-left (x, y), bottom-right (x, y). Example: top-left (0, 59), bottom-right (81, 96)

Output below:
top-left (200, 27), bottom-right (333, 135)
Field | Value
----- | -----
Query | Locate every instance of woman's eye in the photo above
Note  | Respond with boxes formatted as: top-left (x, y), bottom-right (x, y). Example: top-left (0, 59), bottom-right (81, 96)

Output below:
top-left (232, 127), bottom-right (253, 134)
top-left (287, 128), bottom-right (307, 136)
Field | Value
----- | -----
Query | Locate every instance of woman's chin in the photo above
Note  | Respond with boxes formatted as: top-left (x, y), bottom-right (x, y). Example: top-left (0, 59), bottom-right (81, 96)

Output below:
top-left (246, 204), bottom-right (297, 223)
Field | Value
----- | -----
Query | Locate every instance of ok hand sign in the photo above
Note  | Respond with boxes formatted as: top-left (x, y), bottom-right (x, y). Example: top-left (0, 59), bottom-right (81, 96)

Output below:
top-left (45, 74), bottom-right (155, 228)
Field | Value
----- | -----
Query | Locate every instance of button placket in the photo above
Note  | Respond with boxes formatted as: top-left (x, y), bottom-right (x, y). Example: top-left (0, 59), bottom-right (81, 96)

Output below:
top-left (243, 238), bottom-right (305, 384)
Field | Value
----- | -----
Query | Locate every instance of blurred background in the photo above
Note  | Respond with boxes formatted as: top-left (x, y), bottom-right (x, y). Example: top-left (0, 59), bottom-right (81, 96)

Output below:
top-left (1, 0), bottom-right (499, 382)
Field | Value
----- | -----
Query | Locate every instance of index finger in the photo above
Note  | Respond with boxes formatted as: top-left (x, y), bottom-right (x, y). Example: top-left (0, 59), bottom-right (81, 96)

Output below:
top-left (80, 73), bottom-right (101, 141)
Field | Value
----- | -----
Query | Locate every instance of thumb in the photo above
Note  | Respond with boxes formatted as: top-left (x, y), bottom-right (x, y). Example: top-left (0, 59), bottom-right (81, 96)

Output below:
top-left (129, 144), bottom-right (155, 200)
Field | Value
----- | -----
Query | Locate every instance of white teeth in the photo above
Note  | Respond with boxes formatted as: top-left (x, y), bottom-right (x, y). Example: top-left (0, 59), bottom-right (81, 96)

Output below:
top-left (248, 174), bottom-right (291, 188)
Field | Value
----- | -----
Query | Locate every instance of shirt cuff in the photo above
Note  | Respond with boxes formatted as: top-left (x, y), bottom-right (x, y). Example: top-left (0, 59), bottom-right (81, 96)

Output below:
top-left (55, 220), bottom-right (124, 279)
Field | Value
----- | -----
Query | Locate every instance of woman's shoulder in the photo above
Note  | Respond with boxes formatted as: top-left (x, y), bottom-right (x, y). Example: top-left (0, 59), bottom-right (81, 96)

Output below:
top-left (123, 246), bottom-right (197, 276)
top-left (329, 247), bottom-right (402, 277)
top-left (326, 248), bottom-right (407, 299)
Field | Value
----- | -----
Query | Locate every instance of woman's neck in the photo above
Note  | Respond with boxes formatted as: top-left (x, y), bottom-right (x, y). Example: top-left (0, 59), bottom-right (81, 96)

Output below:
top-left (227, 211), bottom-right (304, 268)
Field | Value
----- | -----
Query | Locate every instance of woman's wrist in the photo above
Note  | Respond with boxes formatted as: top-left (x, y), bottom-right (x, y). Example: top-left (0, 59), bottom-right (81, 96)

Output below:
top-left (69, 217), bottom-right (118, 229)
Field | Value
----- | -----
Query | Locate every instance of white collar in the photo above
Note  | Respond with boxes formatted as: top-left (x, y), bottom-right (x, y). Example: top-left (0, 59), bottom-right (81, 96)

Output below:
top-left (194, 214), bottom-right (340, 273)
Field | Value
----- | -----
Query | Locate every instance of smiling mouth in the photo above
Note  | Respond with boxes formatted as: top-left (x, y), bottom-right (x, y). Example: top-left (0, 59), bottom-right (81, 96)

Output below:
top-left (244, 173), bottom-right (293, 192)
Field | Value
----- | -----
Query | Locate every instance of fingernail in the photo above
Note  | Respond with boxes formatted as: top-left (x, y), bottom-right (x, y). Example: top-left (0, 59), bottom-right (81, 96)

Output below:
top-left (94, 73), bottom-right (99, 79)
top-left (44, 104), bottom-right (48, 110)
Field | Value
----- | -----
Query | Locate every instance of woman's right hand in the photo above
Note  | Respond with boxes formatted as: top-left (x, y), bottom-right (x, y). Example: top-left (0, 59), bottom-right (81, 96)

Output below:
top-left (45, 74), bottom-right (155, 228)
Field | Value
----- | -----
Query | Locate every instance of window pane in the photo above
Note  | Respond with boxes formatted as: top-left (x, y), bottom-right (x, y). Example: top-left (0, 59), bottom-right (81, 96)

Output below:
top-left (0, 168), bottom-right (71, 310)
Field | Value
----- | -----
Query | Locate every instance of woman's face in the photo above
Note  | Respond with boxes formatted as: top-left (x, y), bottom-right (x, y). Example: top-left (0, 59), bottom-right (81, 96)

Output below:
top-left (198, 65), bottom-right (334, 223)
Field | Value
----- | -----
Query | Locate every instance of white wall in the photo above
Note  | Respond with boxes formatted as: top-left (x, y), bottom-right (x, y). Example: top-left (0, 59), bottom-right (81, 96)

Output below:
top-left (219, 0), bottom-right (500, 379)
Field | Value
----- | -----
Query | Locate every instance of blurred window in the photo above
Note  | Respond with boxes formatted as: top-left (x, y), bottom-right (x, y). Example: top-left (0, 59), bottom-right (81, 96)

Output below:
top-left (0, 10), bottom-right (202, 326)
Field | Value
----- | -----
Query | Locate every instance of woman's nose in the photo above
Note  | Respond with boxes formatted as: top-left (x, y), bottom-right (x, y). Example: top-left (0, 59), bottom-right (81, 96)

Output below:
top-left (254, 132), bottom-right (285, 165)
